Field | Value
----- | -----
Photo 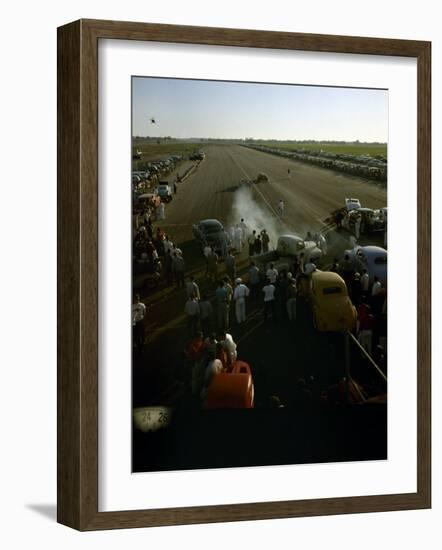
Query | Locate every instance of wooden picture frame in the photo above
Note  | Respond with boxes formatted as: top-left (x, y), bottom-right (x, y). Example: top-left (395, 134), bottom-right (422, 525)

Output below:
top-left (57, 19), bottom-right (431, 530)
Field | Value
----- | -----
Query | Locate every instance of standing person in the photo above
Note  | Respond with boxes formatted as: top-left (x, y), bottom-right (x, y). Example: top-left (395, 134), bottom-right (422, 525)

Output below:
top-left (286, 277), bottom-right (297, 321)
top-left (248, 230), bottom-right (257, 257)
top-left (248, 261), bottom-right (261, 300)
top-left (132, 294), bottom-right (146, 351)
top-left (371, 275), bottom-right (382, 297)
top-left (278, 199), bottom-right (285, 217)
top-left (185, 276), bottom-right (200, 301)
top-left (218, 331), bottom-right (238, 365)
top-left (340, 253), bottom-right (354, 290)
top-left (234, 224), bottom-right (243, 253)
top-left (298, 252), bottom-right (305, 274)
top-left (200, 355), bottom-right (224, 401)
top-left (317, 232), bottom-right (327, 255)
top-left (266, 263), bottom-right (278, 285)
top-left (199, 294), bottom-right (213, 336)
top-left (239, 218), bottom-right (247, 240)
top-left (157, 201), bottom-right (165, 220)
top-left (291, 255), bottom-right (300, 277)
top-left (349, 235), bottom-right (357, 249)
top-left (262, 278), bottom-right (276, 322)
top-left (304, 258), bottom-right (317, 275)
top-left (173, 181), bottom-right (177, 194)
top-left (233, 278), bottom-right (250, 324)
top-left (276, 270), bottom-right (289, 320)
top-left (207, 249), bottom-right (219, 282)
top-left (350, 272), bottom-right (363, 305)
top-left (330, 258), bottom-right (340, 273)
top-left (371, 276), bottom-right (383, 316)
top-left (261, 229), bottom-right (270, 253)
top-left (215, 280), bottom-right (229, 331)
top-left (172, 252), bottom-right (185, 288)
top-left (184, 294), bottom-right (200, 338)
top-left (360, 268), bottom-right (370, 299)
top-left (203, 244), bottom-right (212, 276)
top-left (225, 251), bottom-right (236, 283)
top-left (204, 333), bottom-right (218, 357)
top-left (163, 235), bottom-right (174, 255)
top-left (254, 235), bottom-right (262, 255)
top-left (223, 277), bottom-right (233, 329)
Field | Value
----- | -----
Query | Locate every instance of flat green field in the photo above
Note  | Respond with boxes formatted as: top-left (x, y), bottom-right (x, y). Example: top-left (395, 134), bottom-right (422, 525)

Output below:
top-left (256, 141), bottom-right (387, 157)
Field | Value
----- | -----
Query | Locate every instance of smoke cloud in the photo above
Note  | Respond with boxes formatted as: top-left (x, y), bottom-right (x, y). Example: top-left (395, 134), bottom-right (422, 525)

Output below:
top-left (227, 186), bottom-right (281, 248)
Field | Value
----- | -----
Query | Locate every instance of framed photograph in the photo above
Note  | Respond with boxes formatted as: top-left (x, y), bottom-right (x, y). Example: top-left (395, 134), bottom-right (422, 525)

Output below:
top-left (57, 19), bottom-right (431, 530)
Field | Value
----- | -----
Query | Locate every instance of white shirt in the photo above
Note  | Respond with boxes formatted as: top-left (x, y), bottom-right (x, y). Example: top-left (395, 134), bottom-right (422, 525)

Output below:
top-left (163, 239), bottom-right (174, 254)
top-left (234, 227), bottom-right (242, 241)
top-left (203, 245), bottom-right (212, 257)
top-left (304, 262), bottom-right (316, 275)
top-left (278, 201), bottom-right (284, 211)
top-left (266, 267), bottom-right (278, 284)
top-left (204, 359), bottom-right (223, 383)
top-left (262, 284), bottom-right (275, 302)
top-left (132, 302), bottom-right (146, 325)
top-left (361, 273), bottom-right (370, 292)
top-left (372, 281), bottom-right (382, 296)
top-left (221, 333), bottom-right (237, 358)
top-left (185, 281), bottom-right (200, 300)
top-left (233, 284), bottom-right (249, 301)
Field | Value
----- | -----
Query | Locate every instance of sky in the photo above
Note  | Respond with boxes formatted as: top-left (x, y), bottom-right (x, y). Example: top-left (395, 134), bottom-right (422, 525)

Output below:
top-left (132, 77), bottom-right (388, 142)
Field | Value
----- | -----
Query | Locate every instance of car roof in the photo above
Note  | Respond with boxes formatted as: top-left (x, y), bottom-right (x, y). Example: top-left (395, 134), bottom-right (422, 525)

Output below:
top-left (199, 219), bottom-right (223, 227)
top-left (358, 246), bottom-right (387, 255)
top-left (312, 270), bottom-right (347, 289)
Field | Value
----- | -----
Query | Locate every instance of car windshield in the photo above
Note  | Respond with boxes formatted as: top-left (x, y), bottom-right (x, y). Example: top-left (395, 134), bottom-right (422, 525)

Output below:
top-left (202, 224), bottom-right (222, 234)
top-left (323, 287), bottom-right (342, 295)
top-left (374, 256), bottom-right (387, 265)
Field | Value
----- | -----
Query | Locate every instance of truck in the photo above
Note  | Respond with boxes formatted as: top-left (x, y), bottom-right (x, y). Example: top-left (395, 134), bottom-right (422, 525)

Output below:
top-left (254, 234), bottom-right (323, 274)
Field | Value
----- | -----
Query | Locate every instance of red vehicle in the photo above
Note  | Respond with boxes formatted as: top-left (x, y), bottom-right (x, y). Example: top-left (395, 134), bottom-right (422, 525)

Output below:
top-left (205, 361), bottom-right (254, 409)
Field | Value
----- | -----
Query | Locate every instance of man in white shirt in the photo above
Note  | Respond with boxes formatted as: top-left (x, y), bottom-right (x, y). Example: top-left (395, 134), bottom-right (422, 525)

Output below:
top-left (233, 278), bottom-right (250, 324)
top-left (239, 218), bottom-right (247, 240)
top-left (262, 279), bottom-right (276, 322)
top-left (163, 235), bottom-right (174, 255)
top-left (361, 269), bottom-right (370, 297)
top-left (200, 357), bottom-right (224, 401)
top-left (184, 294), bottom-right (200, 338)
top-left (266, 263), bottom-right (278, 284)
top-left (248, 230), bottom-right (257, 257)
top-left (234, 224), bottom-right (243, 253)
top-left (185, 276), bottom-right (200, 300)
top-left (371, 276), bottom-right (382, 296)
top-left (218, 331), bottom-right (238, 364)
top-left (132, 294), bottom-right (146, 350)
top-left (304, 258), bottom-right (317, 275)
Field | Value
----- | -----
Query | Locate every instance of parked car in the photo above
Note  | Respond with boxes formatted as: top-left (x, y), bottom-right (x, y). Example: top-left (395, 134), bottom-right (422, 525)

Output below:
top-left (309, 270), bottom-right (357, 332)
top-left (345, 197), bottom-right (361, 211)
top-left (192, 219), bottom-right (230, 256)
top-left (345, 245), bottom-right (387, 286)
top-left (254, 234), bottom-right (322, 273)
top-left (156, 182), bottom-right (173, 202)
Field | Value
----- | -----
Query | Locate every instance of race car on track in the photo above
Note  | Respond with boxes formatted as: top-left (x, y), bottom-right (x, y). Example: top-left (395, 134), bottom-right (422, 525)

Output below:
top-left (192, 219), bottom-right (230, 257)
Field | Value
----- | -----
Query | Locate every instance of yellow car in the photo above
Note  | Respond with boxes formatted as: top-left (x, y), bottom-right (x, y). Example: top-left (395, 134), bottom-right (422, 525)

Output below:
top-left (310, 271), bottom-right (356, 332)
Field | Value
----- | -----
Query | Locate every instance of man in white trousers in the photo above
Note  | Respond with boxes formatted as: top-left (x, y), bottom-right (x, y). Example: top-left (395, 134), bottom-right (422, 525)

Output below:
top-left (233, 277), bottom-right (250, 324)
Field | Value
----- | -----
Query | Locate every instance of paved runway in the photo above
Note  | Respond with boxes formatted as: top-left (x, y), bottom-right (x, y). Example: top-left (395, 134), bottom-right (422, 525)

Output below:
top-left (159, 143), bottom-right (387, 245)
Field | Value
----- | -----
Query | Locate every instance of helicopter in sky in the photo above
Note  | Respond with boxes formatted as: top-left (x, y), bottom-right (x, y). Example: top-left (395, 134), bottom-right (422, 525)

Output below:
top-left (149, 116), bottom-right (156, 124)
